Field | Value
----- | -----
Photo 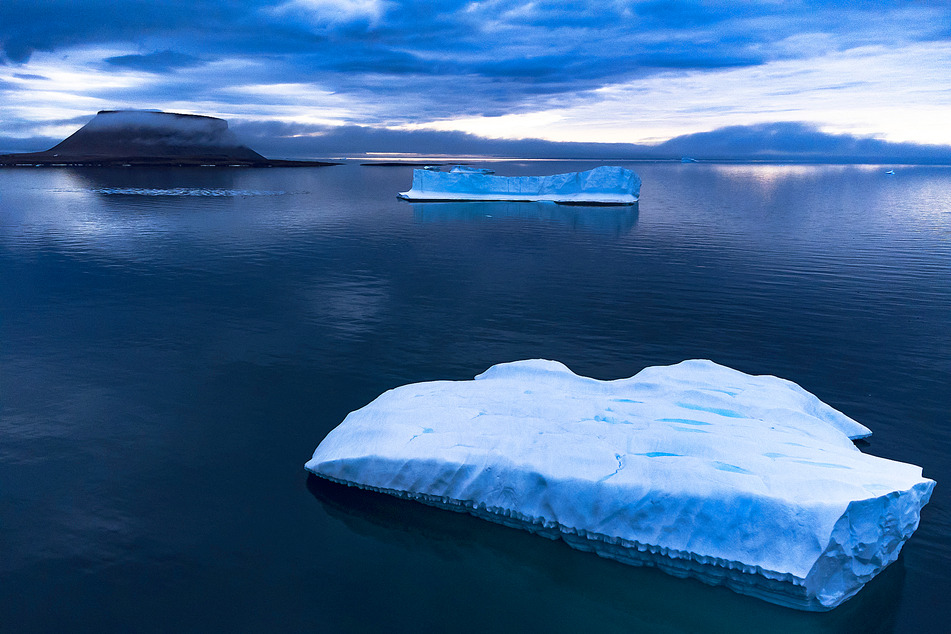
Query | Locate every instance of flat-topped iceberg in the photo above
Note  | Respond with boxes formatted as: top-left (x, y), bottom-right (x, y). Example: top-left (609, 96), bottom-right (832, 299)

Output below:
top-left (305, 359), bottom-right (934, 610)
top-left (398, 165), bottom-right (640, 204)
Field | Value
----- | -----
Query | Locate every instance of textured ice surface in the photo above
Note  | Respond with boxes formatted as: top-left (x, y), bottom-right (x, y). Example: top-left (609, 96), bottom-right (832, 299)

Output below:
top-left (449, 166), bottom-right (495, 174)
top-left (305, 359), bottom-right (934, 610)
top-left (398, 166), bottom-right (640, 204)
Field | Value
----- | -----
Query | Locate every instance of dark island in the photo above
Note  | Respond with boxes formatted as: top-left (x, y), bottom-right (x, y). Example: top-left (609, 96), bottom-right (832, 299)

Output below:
top-left (0, 110), bottom-right (338, 167)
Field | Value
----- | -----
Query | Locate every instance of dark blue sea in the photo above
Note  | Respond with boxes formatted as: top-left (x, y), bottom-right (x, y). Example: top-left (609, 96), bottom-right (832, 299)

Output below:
top-left (2, 161), bottom-right (949, 633)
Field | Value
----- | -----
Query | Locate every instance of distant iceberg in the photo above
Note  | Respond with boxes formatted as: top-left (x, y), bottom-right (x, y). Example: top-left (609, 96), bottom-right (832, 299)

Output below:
top-left (306, 359), bottom-right (935, 611)
top-left (398, 165), bottom-right (640, 204)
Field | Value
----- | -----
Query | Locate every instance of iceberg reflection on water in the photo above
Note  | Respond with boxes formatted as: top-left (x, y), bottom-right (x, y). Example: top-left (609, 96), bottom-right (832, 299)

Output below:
top-left (307, 474), bottom-right (907, 633)
top-left (410, 200), bottom-right (639, 235)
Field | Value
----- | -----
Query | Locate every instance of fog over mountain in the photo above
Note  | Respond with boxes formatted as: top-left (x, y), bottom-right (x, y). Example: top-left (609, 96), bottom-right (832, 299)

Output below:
top-left (652, 123), bottom-right (951, 163)
top-left (3, 113), bottom-right (949, 164)
top-left (0, 110), bottom-right (333, 166)
top-left (230, 120), bottom-right (951, 163)
top-left (49, 110), bottom-right (263, 159)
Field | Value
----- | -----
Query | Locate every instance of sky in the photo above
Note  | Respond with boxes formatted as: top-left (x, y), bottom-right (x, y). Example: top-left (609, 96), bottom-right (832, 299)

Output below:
top-left (1, 1), bottom-right (950, 160)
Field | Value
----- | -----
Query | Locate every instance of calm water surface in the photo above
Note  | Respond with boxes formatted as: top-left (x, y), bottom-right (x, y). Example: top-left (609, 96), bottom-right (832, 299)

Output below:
top-left (1, 162), bottom-right (949, 632)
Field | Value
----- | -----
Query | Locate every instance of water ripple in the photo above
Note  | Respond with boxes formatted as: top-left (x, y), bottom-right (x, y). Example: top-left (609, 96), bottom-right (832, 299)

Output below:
top-left (88, 187), bottom-right (290, 197)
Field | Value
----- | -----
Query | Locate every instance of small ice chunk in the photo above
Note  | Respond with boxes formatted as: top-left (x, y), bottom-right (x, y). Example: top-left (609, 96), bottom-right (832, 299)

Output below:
top-left (305, 359), bottom-right (934, 611)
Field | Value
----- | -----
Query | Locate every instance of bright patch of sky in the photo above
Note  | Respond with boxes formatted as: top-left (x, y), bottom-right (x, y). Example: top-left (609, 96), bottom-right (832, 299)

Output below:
top-left (1, 1), bottom-right (949, 155)
top-left (408, 42), bottom-right (951, 146)
top-left (266, 0), bottom-right (390, 26)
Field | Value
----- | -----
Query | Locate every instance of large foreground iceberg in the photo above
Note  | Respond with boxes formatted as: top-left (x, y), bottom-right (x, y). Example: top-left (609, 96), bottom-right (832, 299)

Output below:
top-left (398, 166), bottom-right (640, 204)
top-left (305, 360), bottom-right (934, 610)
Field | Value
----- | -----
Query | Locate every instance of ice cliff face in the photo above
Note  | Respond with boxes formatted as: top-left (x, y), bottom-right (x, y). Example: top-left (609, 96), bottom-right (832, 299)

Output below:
top-left (398, 166), bottom-right (641, 204)
top-left (306, 359), bottom-right (935, 611)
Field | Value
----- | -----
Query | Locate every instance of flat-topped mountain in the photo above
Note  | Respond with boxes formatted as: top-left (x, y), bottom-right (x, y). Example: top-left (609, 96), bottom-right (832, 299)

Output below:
top-left (0, 110), bottom-right (336, 167)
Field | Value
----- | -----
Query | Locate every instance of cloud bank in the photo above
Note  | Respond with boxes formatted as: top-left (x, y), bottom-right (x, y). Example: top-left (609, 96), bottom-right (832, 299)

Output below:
top-left (222, 120), bottom-right (951, 163)
top-left (1, 2), bottom-right (950, 153)
top-left (3, 116), bottom-right (949, 163)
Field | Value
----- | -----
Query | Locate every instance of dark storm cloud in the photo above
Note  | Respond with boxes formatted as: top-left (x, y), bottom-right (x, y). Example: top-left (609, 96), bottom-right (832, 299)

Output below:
top-left (4, 2), bottom-right (948, 106)
top-left (2, 1), bottom-right (950, 143)
top-left (0, 1), bottom-right (233, 62)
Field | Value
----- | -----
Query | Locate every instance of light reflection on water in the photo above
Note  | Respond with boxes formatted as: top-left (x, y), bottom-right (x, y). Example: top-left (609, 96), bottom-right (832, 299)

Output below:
top-left (1, 162), bottom-right (949, 632)
top-left (89, 187), bottom-right (289, 196)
